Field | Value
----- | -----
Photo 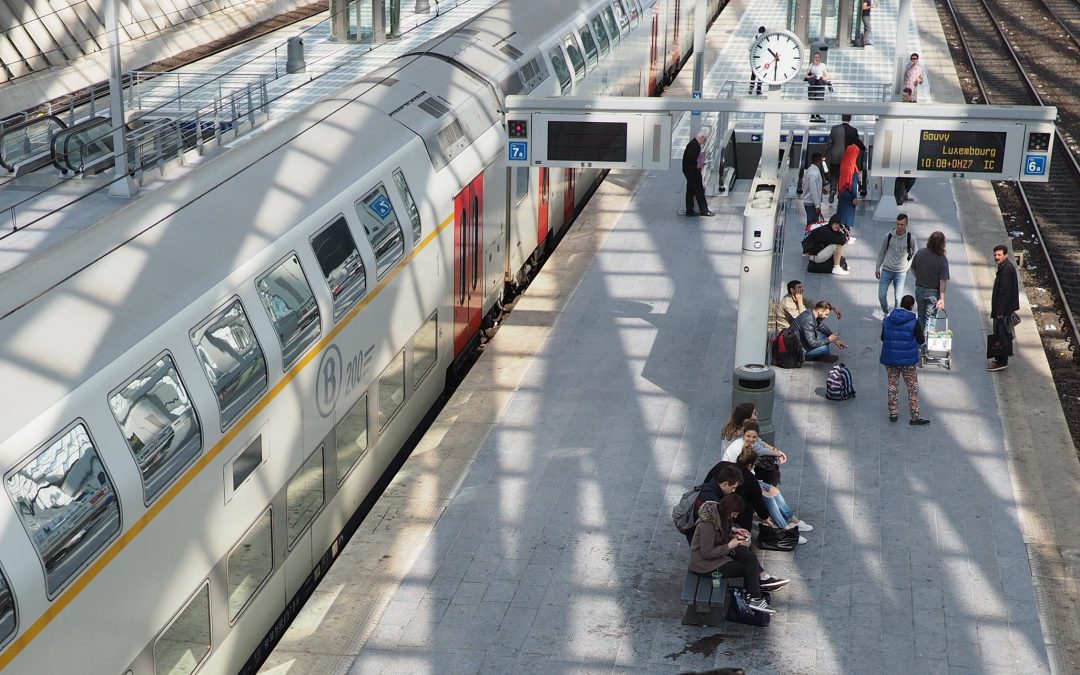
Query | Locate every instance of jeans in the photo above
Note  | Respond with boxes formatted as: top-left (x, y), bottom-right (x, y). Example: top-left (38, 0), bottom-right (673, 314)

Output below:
top-left (878, 269), bottom-right (907, 313)
top-left (914, 286), bottom-right (939, 339)
top-left (759, 480), bottom-right (794, 528)
top-left (806, 343), bottom-right (831, 359)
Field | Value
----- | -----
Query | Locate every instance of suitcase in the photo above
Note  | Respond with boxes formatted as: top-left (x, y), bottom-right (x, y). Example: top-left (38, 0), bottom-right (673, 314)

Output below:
top-left (923, 308), bottom-right (951, 369)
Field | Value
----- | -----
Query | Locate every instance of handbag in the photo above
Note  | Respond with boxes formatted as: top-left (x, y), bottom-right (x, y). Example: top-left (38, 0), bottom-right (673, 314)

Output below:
top-left (986, 332), bottom-right (1009, 359)
top-left (755, 455), bottom-right (781, 486)
top-left (726, 586), bottom-right (771, 627)
top-left (755, 524), bottom-right (798, 551)
top-left (1011, 312), bottom-right (1021, 326)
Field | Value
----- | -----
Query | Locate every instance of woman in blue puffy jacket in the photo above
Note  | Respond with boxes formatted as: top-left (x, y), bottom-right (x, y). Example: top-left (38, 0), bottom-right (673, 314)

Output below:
top-left (880, 294), bottom-right (930, 425)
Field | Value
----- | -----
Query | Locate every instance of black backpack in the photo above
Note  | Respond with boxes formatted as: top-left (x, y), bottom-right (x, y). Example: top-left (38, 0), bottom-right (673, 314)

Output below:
top-left (771, 326), bottom-right (805, 369)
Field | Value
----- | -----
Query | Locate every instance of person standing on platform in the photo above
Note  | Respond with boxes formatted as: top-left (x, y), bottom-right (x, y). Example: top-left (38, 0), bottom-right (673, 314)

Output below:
top-left (802, 153), bottom-right (826, 227)
top-left (904, 53), bottom-right (925, 102)
top-left (682, 130), bottom-right (713, 217)
top-left (805, 53), bottom-right (830, 122)
top-left (875, 213), bottom-right (916, 314)
top-left (749, 26), bottom-right (766, 95)
top-left (836, 145), bottom-right (861, 236)
top-left (910, 231), bottom-right (950, 345)
top-left (988, 244), bottom-right (1021, 371)
top-left (858, 0), bottom-right (878, 46)
top-left (880, 294), bottom-right (930, 425)
top-left (826, 115), bottom-right (866, 200)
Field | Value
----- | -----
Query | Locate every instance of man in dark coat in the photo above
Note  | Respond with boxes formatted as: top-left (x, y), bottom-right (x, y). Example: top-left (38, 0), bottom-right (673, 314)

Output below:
top-left (792, 301), bottom-right (847, 362)
top-left (682, 131), bottom-right (713, 217)
top-left (988, 244), bottom-right (1020, 371)
top-left (825, 115), bottom-right (867, 199)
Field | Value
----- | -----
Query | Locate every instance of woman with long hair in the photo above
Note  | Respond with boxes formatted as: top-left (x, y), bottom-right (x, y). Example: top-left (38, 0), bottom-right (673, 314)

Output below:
top-left (689, 496), bottom-right (784, 614)
top-left (720, 407), bottom-right (788, 465)
top-left (735, 445), bottom-right (810, 538)
top-left (837, 144), bottom-right (861, 233)
top-left (910, 230), bottom-right (950, 339)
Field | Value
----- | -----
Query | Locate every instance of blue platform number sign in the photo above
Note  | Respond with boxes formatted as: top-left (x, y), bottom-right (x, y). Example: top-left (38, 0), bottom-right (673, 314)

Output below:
top-left (692, 91), bottom-right (702, 117)
top-left (509, 141), bottom-right (528, 161)
top-left (370, 194), bottom-right (393, 219)
top-left (1024, 155), bottom-right (1047, 176)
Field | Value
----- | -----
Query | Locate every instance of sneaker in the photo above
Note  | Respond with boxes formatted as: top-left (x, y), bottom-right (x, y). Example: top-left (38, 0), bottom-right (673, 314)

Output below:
top-left (831, 266), bottom-right (850, 276)
top-left (987, 362), bottom-right (1008, 371)
top-left (747, 597), bottom-right (777, 614)
top-left (909, 417), bottom-right (931, 426)
top-left (889, 413), bottom-right (898, 422)
top-left (811, 115), bottom-right (826, 123)
top-left (760, 577), bottom-right (791, 591)
top-left (798, 535), bottom-right (808, 545)
top-left (846, 235), bottom-right (857, 243)
top-left (794, 520), bottom-right (813, 532)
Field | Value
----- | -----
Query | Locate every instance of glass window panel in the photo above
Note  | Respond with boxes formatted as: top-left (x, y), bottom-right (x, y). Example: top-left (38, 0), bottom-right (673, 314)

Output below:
top-left (414, 313), bottom-right (437, 389)
top-left (624, 0), bottom-right (639, 25)
top-left (109, 355), bottom-right (202, 503)
top-left (336, 395), bottom-right (368, 485)
top-left (311, 216), bottom-right (367, 320)
top-left (609, 3), bottom-right (629, 32)
top-left (564, 36), bottom-right (586, 76)
top-left (549, 48), bottom-right (571, 91)
top-left (354, 185), bottom-right (405, 281)
top-left (578, 27), bottom-right (598, 66)
top-left (257, 255), bottom-right (321, 368)
top-left (232, 436), bottom-right (263, 491)
top-left (154, 583), bottom-right (210, 675)
top-left (514, 167), bottom-right (530, 204)
top-left (190, 300), bottom-right (268, 430)
top-left (379, 351), bottom-right (406, 430)
top-left (590, 17), bottom-right (610, 55)
top-left (227, 509), bottom-right (273, 622)
top-left (603, 7), bottom-right (623, 41)
top-left (5, 424), bottom-right (121, 597)
top-left (287, 447), bottom-right (324, 548)
top-left (392, 169), bottom-right (422, 245)
top-left (0, 568), bottom-right (15, 647)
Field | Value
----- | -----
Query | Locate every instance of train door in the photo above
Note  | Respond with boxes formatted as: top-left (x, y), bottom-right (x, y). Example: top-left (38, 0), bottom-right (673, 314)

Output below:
top-left (563, 169), bottom-right (576, 226)
top-left (454, 174), bottom-right (484, 356)
top-left (538, 167), bottom-right (550, 244)
top-left (649, 8), bottom-right (661, 93)
top-left (672, 0), bottom-right (682, 65)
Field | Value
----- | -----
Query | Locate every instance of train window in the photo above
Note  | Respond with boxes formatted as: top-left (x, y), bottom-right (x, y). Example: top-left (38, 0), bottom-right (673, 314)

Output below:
top-left (256, 254), bottom-right (322, 369)
top-left (378, 351), bottom-right (405, 430)
top-left (153, 582), bottom-right (211, 675)
top-left (354, 184), bottom-right (405, 281)
top-left (548, 47), bottom-right (571, 92)
top-left (472, 195), bottom-right (480, 290)
top-left (514, 167), bottom-right (530, 204)
top-left (601, 9), bottom-right (620, 46)
top-left (459, 207), bottom-right (466, 305)
top-left (190, 299), bottom-right (268, 431)
top-left (563, 35), bottom-right (586, 77)
top-left (336, 395), bottom-right (368, 485)
top-left (286, 446), bottom-right (324, 549)
top-left (109, 353), bottom-right (202, 504)
top-left (623, 0), bottom-right (639, 26)
top-left (578, 26), bottom-right (599, 67)
top-left (4, 422), bottom-right (121, 598)
top-left (230, 435), bottom-right (265, 492)
top-left (414, 312), bottom-right (437, 389)
top-left (310, 216), bottom-right (368, 321)
top-left (609, 3), bottom-right (629, 34)
top-left (0, 566), bottom-right (15, 647)
top-left (589, 17), bottom-right (610, 56)
top-left (392, 169), bottom-right (422, 245)
top-left (227, 508), bottom-right (273, 623)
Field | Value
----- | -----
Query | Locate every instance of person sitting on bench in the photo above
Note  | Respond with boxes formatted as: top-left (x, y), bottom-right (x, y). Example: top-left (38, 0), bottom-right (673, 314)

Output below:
top-left (689, 496), bottom-right (779, 614)
top-left (793, 300), bottom-right (848, 363)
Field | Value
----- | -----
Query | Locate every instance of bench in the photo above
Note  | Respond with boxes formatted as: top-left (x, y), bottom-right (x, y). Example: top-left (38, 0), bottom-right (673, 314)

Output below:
top-left (680, 569), bottom-right (730, 626)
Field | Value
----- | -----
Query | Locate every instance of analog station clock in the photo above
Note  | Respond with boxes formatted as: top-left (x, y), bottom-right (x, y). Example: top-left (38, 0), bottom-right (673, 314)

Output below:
top-left (749, 30), bottom-right (805, 86)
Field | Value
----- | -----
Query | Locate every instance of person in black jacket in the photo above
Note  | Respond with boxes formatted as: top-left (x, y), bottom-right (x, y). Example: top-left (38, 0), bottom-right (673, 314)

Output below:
top-left (682, 131), bottom-right (713, 217)
top-left (802, 215), bottom-right (850, 275)
top-left (792, 301), bottom-right (847, 362)
top-left (988, 244), bottom-right (1020, 371)
top-left (704, 461), bottom-right (774, 533)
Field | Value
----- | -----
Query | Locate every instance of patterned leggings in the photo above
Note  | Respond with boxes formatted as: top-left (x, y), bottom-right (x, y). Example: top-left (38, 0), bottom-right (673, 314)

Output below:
top-left (886, 365), bottom-right (920, 418)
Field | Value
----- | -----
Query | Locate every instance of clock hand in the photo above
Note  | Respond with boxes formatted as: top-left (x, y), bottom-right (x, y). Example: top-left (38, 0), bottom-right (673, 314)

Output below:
top-left (768, 48), bottom-right (780, 59)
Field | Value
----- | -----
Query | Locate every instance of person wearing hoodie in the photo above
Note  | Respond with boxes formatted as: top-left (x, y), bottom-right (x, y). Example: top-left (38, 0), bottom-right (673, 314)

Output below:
top-left (880, 294), bottom-right (930, 425)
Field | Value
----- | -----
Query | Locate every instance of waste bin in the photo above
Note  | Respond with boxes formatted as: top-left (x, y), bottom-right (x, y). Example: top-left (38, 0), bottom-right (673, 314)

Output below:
top-left (731, 364), bottom-right (776, 445)
top-left (286, 36), bottom-right (306, 74)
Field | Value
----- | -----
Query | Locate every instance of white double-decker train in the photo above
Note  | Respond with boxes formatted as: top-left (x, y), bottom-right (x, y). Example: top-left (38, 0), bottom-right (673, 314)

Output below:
top-left (0, 0), bottom-right (722, 672)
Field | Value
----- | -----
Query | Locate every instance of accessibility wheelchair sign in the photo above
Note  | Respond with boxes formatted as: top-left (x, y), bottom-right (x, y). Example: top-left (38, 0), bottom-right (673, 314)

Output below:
top-left (509, 141), bottom-right (528, 161)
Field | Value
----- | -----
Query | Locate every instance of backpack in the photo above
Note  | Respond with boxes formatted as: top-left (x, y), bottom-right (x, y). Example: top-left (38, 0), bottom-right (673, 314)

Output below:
top-left (825, 363), bottom-right (856, 400)
top-left (771, 326), bottom-right (805, 369)
top-left (672, 484), bottom-right (703, 533)
top-left (886, 231), bottom-right (916, 261)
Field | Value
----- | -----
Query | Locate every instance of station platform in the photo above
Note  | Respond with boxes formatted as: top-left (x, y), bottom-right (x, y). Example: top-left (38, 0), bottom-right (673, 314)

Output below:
top-left (260, 0), bottom-right (1080, 672)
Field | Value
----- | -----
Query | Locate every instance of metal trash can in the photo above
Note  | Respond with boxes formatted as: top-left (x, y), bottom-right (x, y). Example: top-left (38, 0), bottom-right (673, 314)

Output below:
top-left (286, 36), bottom-right (306, 74)
top-left (731, 364), bottom-right (776, 445)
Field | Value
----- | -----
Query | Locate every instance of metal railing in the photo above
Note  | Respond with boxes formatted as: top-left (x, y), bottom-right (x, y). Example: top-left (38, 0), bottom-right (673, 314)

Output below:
top-left (0, 115), bottom-right (68, 173)
top-left (719, 79), bottom-right (894, 103)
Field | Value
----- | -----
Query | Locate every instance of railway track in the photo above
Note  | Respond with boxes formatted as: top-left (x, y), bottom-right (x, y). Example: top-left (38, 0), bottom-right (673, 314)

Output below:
top-left (938, 0), bottom-right (1080, 444)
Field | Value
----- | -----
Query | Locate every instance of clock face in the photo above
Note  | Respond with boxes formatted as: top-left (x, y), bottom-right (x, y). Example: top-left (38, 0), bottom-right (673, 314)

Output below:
top-left (749, 31), bottom-right (805, 85)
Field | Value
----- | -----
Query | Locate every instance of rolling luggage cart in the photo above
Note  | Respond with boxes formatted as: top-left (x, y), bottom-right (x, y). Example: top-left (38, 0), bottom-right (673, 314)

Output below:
top-left (923, 308), bottom-right (951, 369)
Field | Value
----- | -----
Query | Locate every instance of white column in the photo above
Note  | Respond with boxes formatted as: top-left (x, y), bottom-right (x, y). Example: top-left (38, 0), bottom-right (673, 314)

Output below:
top-left (691, 0), bottom-right (706, 135)
top-left (106, 0), bottom-right (135, 197)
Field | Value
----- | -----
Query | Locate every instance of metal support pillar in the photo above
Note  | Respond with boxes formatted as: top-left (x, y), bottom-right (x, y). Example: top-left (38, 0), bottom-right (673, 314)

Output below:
top-left (760, 89), bottom-right (783, 181)
top-left (893, 0), bottom-right (914, 95)
top-left (415, 0), bottom-right (430, 11)
top-left (106, 0), bottom-right (135, 198)
top-left (373, 0), bottom-right (387, 43)
top-left (691, 0), bottom-right (706, 136)
top-left (331, 0), bottom-right (349, 41)
top-left (838, 0), bottom-right (854, 47)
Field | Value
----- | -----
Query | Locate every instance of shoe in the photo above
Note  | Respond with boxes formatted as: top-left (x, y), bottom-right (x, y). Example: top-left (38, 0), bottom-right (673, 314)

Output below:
top-left (793, 520), bottom-right (813, 532)
top-left (797, 535), bottom-right (808, 545)
top-left (904, 196), bottom-right (914, 202)
top-left (685, 211), bottom-right (699, 217)
top-left (909, 417), bottom-right (931, 426)
top-left (760, 577), bottom-right (791, 591)
top-left (987, 362), bottom-right (1008, 372)
top-left (747, 597), bottom-right (777, 614)
top-left (889, 413), bottom-right (898, 422)
top-left (811, 115), bottom-right (826, 123)
top-left (846, 235), bottom-right (857, 243)
top-left (831, 266), bottom-right (850, 276)
top-left (828, 194), bottom-right (834, 204)
top-left (702, 210), bottom-right (716, 216)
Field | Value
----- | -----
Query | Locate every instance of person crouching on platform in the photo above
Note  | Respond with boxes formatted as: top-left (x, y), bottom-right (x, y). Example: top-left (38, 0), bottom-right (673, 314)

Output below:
top-left (689, 497), bottom-right (776, 614)
top-left (793, 300), bottom-right (847, 362)
top-left (776, 279), bottom-right (844, 330)
top-left (880, 295), bottom-right (931, 425)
